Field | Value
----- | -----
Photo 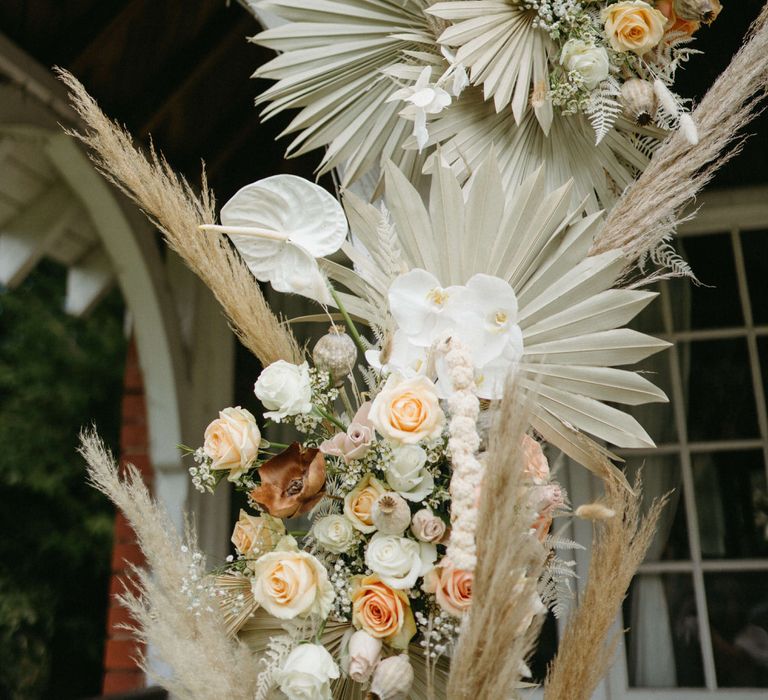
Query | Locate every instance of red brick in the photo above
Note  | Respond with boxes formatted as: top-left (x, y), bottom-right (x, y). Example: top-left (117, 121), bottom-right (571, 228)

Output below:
top-left (104, 638), bottom-right (144, 671)
top-left (103, 670), bottom-right (145, 694)
top-left (121, 393), bottom-right (146, 423)
top-left (113, 512), bottom-right (137, 545)
top-left (119, 453), bottom-right (153, 479)
top-left (107, 602), bottom-right (135, 632)
top-left (109, 573), bottom-right (142, 599)
top-left (111, 542), bottom-right (145, 572)
top-left (120, 423), bottom-right (148, 451)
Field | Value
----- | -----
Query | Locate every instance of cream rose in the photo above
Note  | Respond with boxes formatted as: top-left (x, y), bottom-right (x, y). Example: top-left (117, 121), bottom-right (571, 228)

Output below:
top-left (351, 574), bottom-right (417, 650)
top-left (560, 39), bottom-right (610, 89)
top-left (312, 514), bottom-right (357, 554)
top-left (275, 643), bottom-right (339, 700)
top-left (345, 630), bottom-right (382, 683)
top-left (410, 508), bottom-right (447, 544)
top-left (369, 374), bottom-right (445, 444)
top-left (344, 474), bottom-right (387, 533)
top-left (250, 541), bottom-right (334, 620)
top-left (602, 1), bottom-right (666, 55)
top-left (230, 509), bottom-right (285, 559)
top-left (385, 444), bottom-right (435, 501)
top-left (364, 533), bottom-right (437, 590)
top-left (254, 360), bottom-right (313, 422)
top-left (423, 564), bottom-right (473, 617)
top-left (203, 406), bottom-right (260, 481)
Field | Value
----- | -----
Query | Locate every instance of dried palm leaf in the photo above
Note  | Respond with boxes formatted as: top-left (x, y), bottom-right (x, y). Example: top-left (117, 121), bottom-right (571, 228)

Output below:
top-left (428, 0), bottom-right (555, 131)
top-left (247, 0), bottom-right (436, 187)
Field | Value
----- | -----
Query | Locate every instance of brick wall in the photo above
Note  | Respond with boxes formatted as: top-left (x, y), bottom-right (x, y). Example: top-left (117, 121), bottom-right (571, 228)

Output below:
top-left (102, 338), bottom-right (151, 695)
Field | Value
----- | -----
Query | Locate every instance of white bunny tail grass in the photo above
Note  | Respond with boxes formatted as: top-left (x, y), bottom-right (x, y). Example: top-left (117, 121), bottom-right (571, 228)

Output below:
top-left (543, 470), bottom-right (668, 700)
top-left (447, 380), bottom-right (548, 699)
top-left (78, 429), bottom-right (257, 700)
top-left (592, 2), bottom-right (768, 261)
top-left (58, 69), bottom-right (302, 367)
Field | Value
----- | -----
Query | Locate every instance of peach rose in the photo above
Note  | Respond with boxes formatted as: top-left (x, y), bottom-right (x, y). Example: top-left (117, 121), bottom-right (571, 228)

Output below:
top-left (656, 0), bottom-right (700, 36)
top-left (203, 407), bottom-right (261, 481)
top-left (344, 474), bottom-right (387, 533)
top-left (423, 564), bottom-right (473, 617)
top-left (369, 374), bottom-right (445, 445)
top-left (350, 574), bottom-right (416, 650)
top-left (522, 435), bottom-right (549, 485)
top-left (250, 541), bottom-right (334, 620)
top-left (231, 509), bottom-right (285, 559)
top-left (603, 1), bottom-right (667, 55)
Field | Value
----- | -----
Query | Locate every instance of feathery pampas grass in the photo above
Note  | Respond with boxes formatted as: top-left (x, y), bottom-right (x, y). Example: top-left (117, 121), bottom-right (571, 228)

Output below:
top-left (58, 70), bottom-right (302, 367)
top-left (79, 429), bottom-right (257, 700)
top-left (543, 470), bottom-right (668, 700)
top-left (447, 382), bottom-right (547, 699)
top-left (591, 2), bottom-right (768, 261)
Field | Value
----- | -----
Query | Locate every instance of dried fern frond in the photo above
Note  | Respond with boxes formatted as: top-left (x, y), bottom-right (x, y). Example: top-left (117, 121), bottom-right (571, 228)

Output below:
top-left (447, 381), bottom-right (547, 698)
top-left (543, 471), bottom-right (668, 700)
top-left (78, 430), bottom-right (257, 700)
top-left (57, 69), bottom-right (302, 367)
top-left (591, 3), bottom-right (768, 260)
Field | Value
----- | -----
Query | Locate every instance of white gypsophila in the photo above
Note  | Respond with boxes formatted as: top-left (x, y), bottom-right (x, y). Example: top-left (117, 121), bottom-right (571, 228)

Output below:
top-left (439, 337), bottom-right (483, 571)
top-left (364, 532), bottom-right (437, 590)
top-left (560, 39), bottom-right (610, 90)
top-left (312, 514), bottom-right (357, 554)
top-left (385, 444), bottom-right (435, 501)
top-left (254, 360), bottom-right (313, 422)
top-left (275, 643), bottom-right (340, 700)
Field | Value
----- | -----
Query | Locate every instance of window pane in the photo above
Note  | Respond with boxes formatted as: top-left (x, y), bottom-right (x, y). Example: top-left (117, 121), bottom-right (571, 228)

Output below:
top-left (692, 450), bottom-right (768, 559)
top-left (625, 455), bottom-right (689, 560)
top-left (741, 230), bottom-right (768, 325)
top-left (681, 233), bottom-right (743, 329)
top-left (624, 573), bottom-right (705, 687)
top-left (705, 572), bottom-right (768, 688)
top-left (687, 339), bottom-right (759, 441)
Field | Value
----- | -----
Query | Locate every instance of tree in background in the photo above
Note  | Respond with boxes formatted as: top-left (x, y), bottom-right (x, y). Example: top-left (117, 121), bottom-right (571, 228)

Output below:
top-left (0, 261), bottom-right (126, 699)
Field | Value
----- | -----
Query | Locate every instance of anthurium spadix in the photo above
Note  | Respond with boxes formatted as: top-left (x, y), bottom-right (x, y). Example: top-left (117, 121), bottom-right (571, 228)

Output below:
top-left (200, 175), bottom-right (347, 305)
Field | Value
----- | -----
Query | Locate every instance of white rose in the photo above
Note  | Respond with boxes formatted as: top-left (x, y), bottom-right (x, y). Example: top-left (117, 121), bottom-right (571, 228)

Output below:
top-left (364, 533), bottom-right (436, 590)
top-left (560, 40), bottom-right (610, 89)
top-left (385, 445), bottom-right (435, 501)
top-left (254, 360), bottom-right (313, 422)
top-left (346, 630), bottom-right (382, 683)
top-left (203, 406), bottom-right (260, 481)
top-left (312, 514), bottom-right (357, 554)
top-left (276, 643), bottom-right (340, 700)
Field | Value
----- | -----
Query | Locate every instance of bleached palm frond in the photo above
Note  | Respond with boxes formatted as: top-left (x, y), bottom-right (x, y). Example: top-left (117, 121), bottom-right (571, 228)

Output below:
top-left (335, 157), bottom-right (670, 475)
top-left (425, 89), bottom-right (665, 212)
top-left (248, 0), bottom-right (436, 188)
top-left (428, 0), bottom-right (555, 132)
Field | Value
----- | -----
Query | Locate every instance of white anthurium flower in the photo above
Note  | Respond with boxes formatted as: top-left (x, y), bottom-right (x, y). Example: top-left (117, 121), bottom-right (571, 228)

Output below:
top-left (199, 174), bottom-right (347, 305)
top-left (445, 273), bottom-right (524, 368)
top-left (385, 444), bottom-right (435, 502)
top-left (389, 67), bottom-right (452, 151)
top-left (364, 532), bottom-right (437, 590)
top-left (388, 269), bottom-right (460, 347)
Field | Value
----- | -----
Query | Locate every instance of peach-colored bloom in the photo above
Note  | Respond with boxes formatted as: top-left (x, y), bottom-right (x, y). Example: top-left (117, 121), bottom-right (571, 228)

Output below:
top-left (250, 443), bottom-right (326, 518)
top-left (203, 407), bottom-right (260, 480)
top-left (344, 474), bottom-right (387, 533)
top-left (656, 0), bottom-right (700, 35)
top-left (350, 574), bottom-right (416, 650)
top-left (369, 374), bottom-right (445, 444)
top-left (424, 564), bottom-right (473, 616)
top-left (522, 435), bottom-right (549, 484)
top-left (230, 509), bottom-right (285, 558)
top-left (603, 1), bottom-right (667, 54)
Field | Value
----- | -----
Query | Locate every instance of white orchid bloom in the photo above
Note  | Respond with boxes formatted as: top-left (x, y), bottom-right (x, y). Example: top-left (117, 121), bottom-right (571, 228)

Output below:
top-left (199, 174), bottom-right (347, 305)
top-left (365, 329), bottom-right (430, 378)
top-left (389, 67), bottom-right (452, 151)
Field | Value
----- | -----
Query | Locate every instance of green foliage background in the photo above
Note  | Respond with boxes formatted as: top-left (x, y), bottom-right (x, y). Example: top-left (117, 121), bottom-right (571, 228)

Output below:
top-left (0, 261), bottom-right (126, 699)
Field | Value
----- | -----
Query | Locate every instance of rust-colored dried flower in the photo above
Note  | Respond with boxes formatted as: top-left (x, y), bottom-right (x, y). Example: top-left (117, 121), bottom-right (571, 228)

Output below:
top-left (250, 442), bottom-right (326, 518)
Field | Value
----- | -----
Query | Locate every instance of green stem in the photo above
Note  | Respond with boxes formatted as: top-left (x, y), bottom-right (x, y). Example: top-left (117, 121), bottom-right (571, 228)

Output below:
top-left (314, 405), bottom-right (346, 431)
top-left (328, 283), bottom-right (368, 357)
top-left (339, 385), bottom-right (356, 421)
top-left (264, 440), bottom-right (290, 450)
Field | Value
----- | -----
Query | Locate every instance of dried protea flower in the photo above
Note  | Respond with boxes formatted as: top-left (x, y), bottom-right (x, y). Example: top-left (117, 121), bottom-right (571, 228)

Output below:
top-left (367, 654), bottom-right (414, 700)
top-left (249, 442), bottom-right (326, 517)
top-left (673, 0), bottom-right (722, 24)
top-left (621, 78), bottom-right (658, 126)
top-left (371, 492), bottom-right (411, 535)
top-left (312, 326), bottom-right (357, 386)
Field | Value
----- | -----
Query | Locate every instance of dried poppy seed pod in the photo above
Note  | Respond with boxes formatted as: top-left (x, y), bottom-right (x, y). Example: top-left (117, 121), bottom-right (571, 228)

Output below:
top-left (312, 326), bottom-right (357, 386)
top-left (367, 654), bottom-right (414, 700)
top-left (371, 492), bottom-right (411, 535)
top-left (620, 79), bottom-right (658, 126)
top-left (673, 0), bottom-right (722, 24)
